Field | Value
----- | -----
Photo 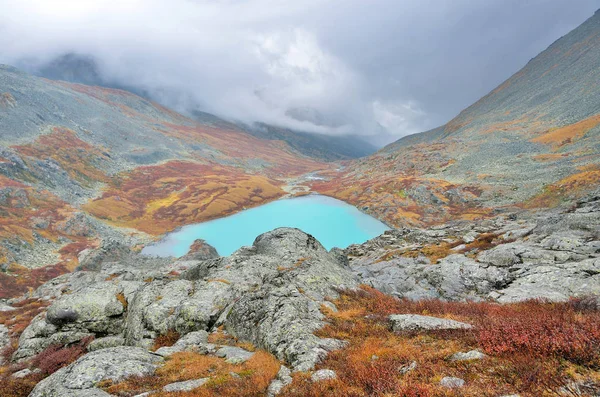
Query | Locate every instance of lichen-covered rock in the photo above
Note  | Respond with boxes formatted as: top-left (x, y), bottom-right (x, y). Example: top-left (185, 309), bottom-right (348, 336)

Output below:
top-left (311, 369), bottom-right (337, 382)
top-left (29, 347), bottom-right (163, 397)
top-left (12, 368), bottom-right (41, 378)
top-left (440, 376), bottom-right (465, 388)
top-left (389, 314), bottom-right (472, 332)
top-left (181, 239), bottom-right (219, 260)
top-left (45, 282), bottom-right (125, 331)
top-left (76, 239), bottom-right (135, 272)
top-left (0, 303), bottom-right (15, 311)
top-left (449, 349), bottom-right (486, 361)
top-left (11, 282), bottom-right (130, 361)
top-left (215, 346), bottom-right (255, 364)
top-left (13, 314), bottom-right (94, 361)
top-left (87, 335), bottom-right (126, 352)
top-left (267, 366), bottom-right (292, 396)
top-left (0, 323), bottom-right (9, 351)
top-left (347, 189), bottom-right (600, 303)
top-left (399, 360), bottom-right (418, 374)
top-left (163, 377), bottom-right (209, 392)
top-left (155, 330), bottom-right (209, 356)
top-left (17, 228), bottom-right (358, 372)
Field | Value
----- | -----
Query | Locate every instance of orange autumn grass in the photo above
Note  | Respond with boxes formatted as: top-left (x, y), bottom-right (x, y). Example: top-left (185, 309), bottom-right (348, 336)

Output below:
top-left (281, 286), bottom-right (600, 397)
top-left (3, 287), bottom-right (599, 397)
top-left (101, 351), bottom-right (280, 397)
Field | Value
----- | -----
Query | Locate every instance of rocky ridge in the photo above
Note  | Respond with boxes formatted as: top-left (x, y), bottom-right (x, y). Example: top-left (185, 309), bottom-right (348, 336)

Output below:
top-left (347, 188), bottom-right (600, 302)
top-left (11, 228), bottom-right (356, 395)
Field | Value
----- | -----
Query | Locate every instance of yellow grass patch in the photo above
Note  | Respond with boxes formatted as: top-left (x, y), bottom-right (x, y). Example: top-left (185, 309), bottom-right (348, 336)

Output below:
top-left (531, 114), bottom-right (600, 148)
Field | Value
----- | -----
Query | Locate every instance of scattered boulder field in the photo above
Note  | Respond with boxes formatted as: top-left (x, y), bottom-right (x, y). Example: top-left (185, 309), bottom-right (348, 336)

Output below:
top-left (0, 188), bottom-right (598, 396)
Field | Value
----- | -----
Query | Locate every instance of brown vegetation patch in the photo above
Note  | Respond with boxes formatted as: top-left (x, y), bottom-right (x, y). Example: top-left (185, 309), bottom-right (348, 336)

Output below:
top-left (457, 233), bottom-right (513, 255)
top-left (32, 336), bottom-right (94, 376)
top-left (0, 92), bottom-right (17, 107)
top-left (0, 176), bottom-right (73, 243)
top-left (0, 298), bottom-right (49, 339)
top-left (0, 373), bottom-right (45, 397)
top-left (153, 329), bottom-right (181, 351)
top-left (0, 299), bottom-right (53, 397)
top-left (0, 174), bottom-right (97, 296)
top-left (281, 287), bottom-right (600, 397)
top-left (0, 263), bottom-right (69, 300)
top-left (377, 233), bottom-right (509, 264)
top-left (532, 153), bottom-right (570, 162)
top-left (115, 292), bottom-right (128, 310)
top-left (524, 165), bottom-right (600, 208)
top-left (311, 165), bottom-right (493, 228)
top-left (14, 127), bottom-right (111, 186)
top-left (0, 334), bottom-right (93, 397)
top-left (101, 350), bottom-right (280, 397)
top-left (83, 161), bottom-right (286, 235)
top-left (530, 114), bottom-right (600, 148)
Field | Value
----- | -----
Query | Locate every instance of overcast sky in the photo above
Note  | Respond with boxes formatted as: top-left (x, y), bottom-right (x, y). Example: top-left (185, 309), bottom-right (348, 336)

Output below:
top-left (0, 0), bottom-right (597, 145)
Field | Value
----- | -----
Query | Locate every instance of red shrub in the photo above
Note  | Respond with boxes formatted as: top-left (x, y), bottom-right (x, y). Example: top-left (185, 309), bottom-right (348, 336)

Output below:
top-left (342, 357), bottom-right (404, 394)
top-left (394, 384), bottom-right (434, 397)
top-left (32, 336), bottom-right (94, 375)
top-left (0, 375), bottom-right (44, 397)
top-left (152, 329), bottom-right (180, 351)
top-left (476, 300), bottom-right (600, 365)
top-left (0, 339), bottom-right (17, 364)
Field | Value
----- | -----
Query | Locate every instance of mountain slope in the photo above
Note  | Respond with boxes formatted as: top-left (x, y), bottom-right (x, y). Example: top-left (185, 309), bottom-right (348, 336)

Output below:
top-left (245, 123), bottom-right (378, 161)
top-left (312, 9), bottom-right (600, 227)
top-left (0, 65), bottom-right (325, 296)
top-left (25, 53), bottom-right (375, 161)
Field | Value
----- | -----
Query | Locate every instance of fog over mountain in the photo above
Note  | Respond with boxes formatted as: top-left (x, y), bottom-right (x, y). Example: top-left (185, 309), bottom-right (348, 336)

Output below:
top-left (0, 0), bottom-right (597, 145)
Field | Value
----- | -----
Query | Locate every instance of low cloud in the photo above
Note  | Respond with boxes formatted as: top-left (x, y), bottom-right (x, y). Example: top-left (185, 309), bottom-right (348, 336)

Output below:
top-left (0, 0), bottom-right (597, 145)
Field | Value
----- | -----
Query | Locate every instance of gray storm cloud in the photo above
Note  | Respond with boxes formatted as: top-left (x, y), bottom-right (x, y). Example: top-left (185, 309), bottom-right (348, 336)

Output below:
top-left (0, 0), bottom-right (597, 145)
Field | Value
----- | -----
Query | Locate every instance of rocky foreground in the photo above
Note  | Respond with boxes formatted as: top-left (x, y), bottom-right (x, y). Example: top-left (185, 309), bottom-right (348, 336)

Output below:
top-left (0, 190), bottom-right (598, 396)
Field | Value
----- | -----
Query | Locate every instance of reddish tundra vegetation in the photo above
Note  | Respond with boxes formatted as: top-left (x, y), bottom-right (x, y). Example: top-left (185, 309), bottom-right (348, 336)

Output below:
top-left (4, 287), bottom-right (598, 397)
top-left (0, 172), bottom-right (99, 299)
top-left (83, 161), bottom-right (287, 235)
top-left (285, 287), bottom-right (600, 397)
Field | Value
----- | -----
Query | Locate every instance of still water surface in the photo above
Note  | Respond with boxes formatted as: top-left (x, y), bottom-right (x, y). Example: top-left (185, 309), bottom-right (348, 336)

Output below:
top-left (142, 194), bottom-right (389, 257)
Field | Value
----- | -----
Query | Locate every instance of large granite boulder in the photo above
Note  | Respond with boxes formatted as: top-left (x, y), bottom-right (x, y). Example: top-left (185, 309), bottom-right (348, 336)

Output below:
top-left (347, 189), bottom-right (600, 303)
top-left (29, 347), bottom-right (163, 397)
top-left (181, 239), bottom-right (219, 260)
top-left (15, 228), bottom-right (358, 371)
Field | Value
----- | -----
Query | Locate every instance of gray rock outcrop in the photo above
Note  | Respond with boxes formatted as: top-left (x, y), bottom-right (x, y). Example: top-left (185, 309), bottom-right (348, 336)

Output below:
top-left (215, 346), bottom-right (255, 364)
top-left (163, 377), bottom-right (209, 392)
top-left (311, 369), bottom-right (337, 382)
top-left (389, 314), bottom-right (472, 332)
top-left (181, 239), bottom-right (219, 261)
top-left (29, 347), bottom-right (163, 397)
top-left (440, 376), bottom-right (466, 388)
top-left (15, 228), bottom-right (357, 373)
top-left (267, 366), bottom-right (293, 396)
top-left (348, 189), bottom-right (600, 303)
top-left (449, 349), bottom-right (486, 361)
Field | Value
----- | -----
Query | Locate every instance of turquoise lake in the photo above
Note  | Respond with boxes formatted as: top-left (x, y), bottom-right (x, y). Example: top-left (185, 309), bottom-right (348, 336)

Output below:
top-left (142, 194), bottom-right (389, 257)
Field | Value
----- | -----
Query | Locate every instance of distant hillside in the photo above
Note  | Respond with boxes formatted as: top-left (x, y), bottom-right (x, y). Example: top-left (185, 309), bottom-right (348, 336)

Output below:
top-left (246, 123), bottom-right (377, 161)
top-left (0, 65), bottom-right (325, 295)
top-left (27, 53), bottom-right (374, 161)
top-left (313, 10), bottom-right (600, 227)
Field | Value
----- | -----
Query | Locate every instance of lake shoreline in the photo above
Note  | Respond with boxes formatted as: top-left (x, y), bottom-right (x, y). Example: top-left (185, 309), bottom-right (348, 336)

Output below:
top-left (141, 194), bottom-right (390, 258)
